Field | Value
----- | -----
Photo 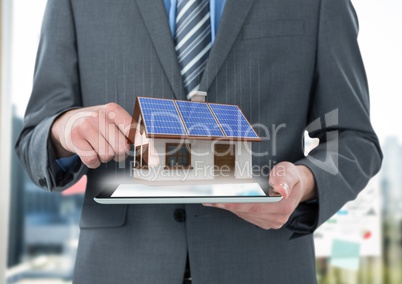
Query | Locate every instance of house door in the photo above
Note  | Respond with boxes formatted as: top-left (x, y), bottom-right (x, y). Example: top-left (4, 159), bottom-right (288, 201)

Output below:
top-left (214, 144), bottom-right (235, 178)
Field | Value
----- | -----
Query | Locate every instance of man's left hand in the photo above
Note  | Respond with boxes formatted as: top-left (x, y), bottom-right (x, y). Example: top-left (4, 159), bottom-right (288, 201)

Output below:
top-left (203, 162), bottom-right (317, 230)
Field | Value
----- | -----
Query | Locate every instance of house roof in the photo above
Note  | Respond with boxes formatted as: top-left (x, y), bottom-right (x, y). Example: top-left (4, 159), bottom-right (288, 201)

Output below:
top-left (130, 97), bottom-right (262, 142)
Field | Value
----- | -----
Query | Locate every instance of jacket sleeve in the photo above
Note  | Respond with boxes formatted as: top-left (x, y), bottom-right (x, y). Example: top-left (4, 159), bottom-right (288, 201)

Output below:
top-left (286, 0), bottom-right (383, 237)
top-left (15, 0), bottom-right (87, 192)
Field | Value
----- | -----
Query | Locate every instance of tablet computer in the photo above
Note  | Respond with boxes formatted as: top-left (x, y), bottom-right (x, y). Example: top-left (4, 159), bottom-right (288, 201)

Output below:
top-left (94, 182), bottom-right (283, 204)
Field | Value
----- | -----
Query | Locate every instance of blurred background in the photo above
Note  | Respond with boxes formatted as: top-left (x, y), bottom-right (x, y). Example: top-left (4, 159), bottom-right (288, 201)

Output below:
top-left (1, 0), bottom-right (401, 283)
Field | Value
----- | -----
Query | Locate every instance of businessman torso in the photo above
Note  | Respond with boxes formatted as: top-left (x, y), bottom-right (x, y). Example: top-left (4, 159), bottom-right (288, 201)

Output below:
top-left (71, 1), bottom-right (317, 282)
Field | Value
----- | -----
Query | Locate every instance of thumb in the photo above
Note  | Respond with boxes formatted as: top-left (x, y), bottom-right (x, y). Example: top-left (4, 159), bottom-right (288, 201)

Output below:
top-left (268, 162), bottom-right (299, 199)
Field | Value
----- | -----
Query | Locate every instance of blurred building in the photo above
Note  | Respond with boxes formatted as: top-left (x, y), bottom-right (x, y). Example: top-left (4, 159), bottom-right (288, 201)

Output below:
top-left (380, 137), bottom-right (402, 219)
top-left (8, 108), bottom-right (25, 267)
top-left (7, 109), bottom-right (84, 282)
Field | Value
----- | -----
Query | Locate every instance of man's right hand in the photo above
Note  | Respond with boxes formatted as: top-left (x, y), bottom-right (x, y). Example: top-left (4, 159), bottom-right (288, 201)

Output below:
top-left (51, 103), bottom-right (133, 169)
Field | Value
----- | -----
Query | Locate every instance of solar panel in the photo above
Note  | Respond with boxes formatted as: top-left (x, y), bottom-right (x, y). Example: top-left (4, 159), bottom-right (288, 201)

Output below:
top-left (176, 101), bottom-right (225, 137)
top-left (138, 98), bottom-right (187, 136)
top-left (209, 104), bottom-right (259, 138)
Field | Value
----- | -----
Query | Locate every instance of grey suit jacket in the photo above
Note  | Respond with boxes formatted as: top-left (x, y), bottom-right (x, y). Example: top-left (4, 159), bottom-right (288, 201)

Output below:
top-left (16, 0), bottom-right (382, 283)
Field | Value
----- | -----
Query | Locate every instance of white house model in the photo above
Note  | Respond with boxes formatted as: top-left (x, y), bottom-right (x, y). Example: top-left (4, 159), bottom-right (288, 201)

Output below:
top-left (130, 92), bottom-right (261, 182)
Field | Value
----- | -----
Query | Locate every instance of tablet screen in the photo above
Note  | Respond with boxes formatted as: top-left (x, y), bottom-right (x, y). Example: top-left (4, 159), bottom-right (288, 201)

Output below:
top-left (111, 183), bottom-right (267, 198)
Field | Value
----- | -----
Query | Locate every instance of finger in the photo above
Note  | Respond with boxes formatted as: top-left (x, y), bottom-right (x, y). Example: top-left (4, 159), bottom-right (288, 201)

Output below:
top-left (107, 123), bottom-right (130, 162)
top-left (73, 139), bottom-right (101, 169)
top-left (204, 198), bottom-right (295, 215)
top-left (104, 103), bottom-right (133, 139)
top-left (269, 162), bottom-right (300, 198)
top-left (203, 203), bottom-right (294, 230)
top-left (234, 212), bottom-right (283, 230)
top-left (94, 108), bottom-right (128, 163)
top-left (218, 208), bottom-right (289, 230)
top-left (61, 109), bottom-right (98, 153)
top-left (268, 186), bottom-right (283, 197)
top-left (82, 116), bottom-right (115, 163)
top-left (91, 135), bottom-right (115, 163)
top-left (203, 203), bottom-right (266, 215)
top-left (68, 119), bottom-right (102, 166)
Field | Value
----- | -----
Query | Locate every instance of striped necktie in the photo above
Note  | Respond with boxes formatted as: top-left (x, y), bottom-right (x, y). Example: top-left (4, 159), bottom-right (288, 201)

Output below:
top-left (175, 0), bottom-right (212, 95)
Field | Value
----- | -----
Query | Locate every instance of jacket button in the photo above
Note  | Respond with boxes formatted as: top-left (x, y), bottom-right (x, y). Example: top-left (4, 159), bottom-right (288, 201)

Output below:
top-left (174, 209), bottom-right (186, 223)
top-left (38, 177), bottom-right (48, 188)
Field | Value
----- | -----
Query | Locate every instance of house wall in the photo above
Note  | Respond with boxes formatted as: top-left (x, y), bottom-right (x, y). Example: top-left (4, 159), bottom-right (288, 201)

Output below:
top-left (233, 141), bottom-right (253, 179)
top-left (133, 134), bottom-right (254, 182)
top-left (134, 138), bottom-right (215, 182)
top-left (133, 118), bottom-right (159, 167)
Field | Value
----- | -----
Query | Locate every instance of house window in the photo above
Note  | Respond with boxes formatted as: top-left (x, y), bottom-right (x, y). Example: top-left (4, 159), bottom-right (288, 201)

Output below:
top-left (135, 144), bottom-right (149, 168)
top-left (165, 143), bottom-right (191, 168)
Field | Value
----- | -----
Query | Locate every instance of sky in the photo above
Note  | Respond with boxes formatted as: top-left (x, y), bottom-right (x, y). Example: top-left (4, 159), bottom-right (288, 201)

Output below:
top-left (9, 0), bottom-right (402, 144)
top-left (352, 0), bottom-right (402, 144)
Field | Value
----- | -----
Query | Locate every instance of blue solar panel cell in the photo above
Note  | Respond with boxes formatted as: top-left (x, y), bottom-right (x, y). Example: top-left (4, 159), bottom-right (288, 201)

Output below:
top-left (137, 97), bottom-right (259, 140)
top-left (176, 101), bottom-right (224, 137)
top-left (209, 104), bottom-right (259, 138)
top-left (138, 98), bottom-right (187, 136)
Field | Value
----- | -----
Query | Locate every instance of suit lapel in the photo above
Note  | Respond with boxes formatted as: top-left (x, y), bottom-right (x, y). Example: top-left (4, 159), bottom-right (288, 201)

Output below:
top-left (135, 0), bottom-right (255, 99)
top-left (200, 0), bottom-right (256, 93)
top-left (135, 0), bottom-right (186, 99)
